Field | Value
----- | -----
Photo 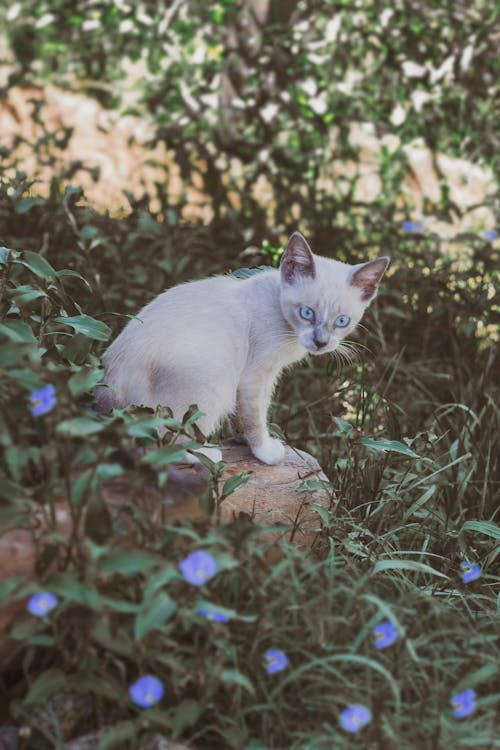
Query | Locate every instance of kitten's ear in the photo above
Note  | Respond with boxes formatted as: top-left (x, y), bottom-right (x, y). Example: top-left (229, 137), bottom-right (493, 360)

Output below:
top-left (349, 257), bottom-right (390, 302)
top-left (280, 232), bottom-right (316, 283)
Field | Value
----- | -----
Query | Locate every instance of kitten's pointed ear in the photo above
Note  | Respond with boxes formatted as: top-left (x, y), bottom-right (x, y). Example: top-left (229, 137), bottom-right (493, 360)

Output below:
top-left (349, 256), bottom-right (390, 302)
top-left (280, 232), bottom-right (316, 283)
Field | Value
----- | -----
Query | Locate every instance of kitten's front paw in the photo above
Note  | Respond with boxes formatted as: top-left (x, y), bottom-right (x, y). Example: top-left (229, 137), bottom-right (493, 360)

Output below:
top-left (251, 436), bottom-right (285, 465)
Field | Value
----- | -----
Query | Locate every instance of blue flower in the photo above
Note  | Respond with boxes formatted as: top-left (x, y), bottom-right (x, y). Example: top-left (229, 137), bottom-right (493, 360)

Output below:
top-left (451, 688), bottom-right (477, 719)
top-left (179, 550), bottom-right (217, 586)
top-left (339, 704), bottom-right (372, 733)
top-left (460, 561), bottom-right (482, 583)
top-left (264, 648), bottom-right (289, 675)
top-left (27, 591), bottom-right (59, 616)
top-left (373, 620), bottom-right (399, 650)
top-left (484, 229), bottom-right (497, 241)
top-left (402, 220), bottom-right (424, 233)
top-left (30, 384), bottom-right (57, 417)
top-left (197, 606), bottom-right (230, 622)
top-left (129, 675), bottom-right (165, 708)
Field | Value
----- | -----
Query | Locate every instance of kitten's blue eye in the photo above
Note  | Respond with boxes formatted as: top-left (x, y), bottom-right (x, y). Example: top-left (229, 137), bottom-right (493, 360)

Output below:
top-left (335, 314), bottom-right (351, 328)
top-left (299, 306), bottom-right (315, 322)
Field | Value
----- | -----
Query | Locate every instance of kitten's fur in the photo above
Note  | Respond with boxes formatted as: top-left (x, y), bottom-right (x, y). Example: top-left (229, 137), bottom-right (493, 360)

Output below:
top-left (95, 232), bottom-right (389, 465)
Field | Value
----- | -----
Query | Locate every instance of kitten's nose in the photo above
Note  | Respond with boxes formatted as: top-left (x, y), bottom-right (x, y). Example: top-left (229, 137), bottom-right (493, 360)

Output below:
top-left (313, 336), bottom-right (328, 349)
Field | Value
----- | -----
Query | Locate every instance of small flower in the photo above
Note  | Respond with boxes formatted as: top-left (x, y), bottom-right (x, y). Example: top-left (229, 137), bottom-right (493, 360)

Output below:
top-left (179, 550), bottom-right (217, 586)
top-left (460, 561), bottom-right (482, 583)
top-left (264, 648), bottom-right (289, 675)
top-left (129, 675), bottom-right (164, 708)
top-left (30, 384), bottom-right (56, 417)
top-left (373, 620), bottom-right (399, 650)
top-left (484, 229), bottom-right (497, 241)
top-left (402, 220), bottom-right (424, 234)
top-left (197, 606), bottom-right (230, 622)
top-left (27, 592), bottom-right (59, 616)
top-left (451, 688), bottom-right (477, 719)
top-left (339, 704), bottom-right (372, 733)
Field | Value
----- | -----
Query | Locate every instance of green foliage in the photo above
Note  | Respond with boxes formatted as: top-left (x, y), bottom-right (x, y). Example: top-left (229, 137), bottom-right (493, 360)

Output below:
top-left (0, 169), bottom-right (498, 749)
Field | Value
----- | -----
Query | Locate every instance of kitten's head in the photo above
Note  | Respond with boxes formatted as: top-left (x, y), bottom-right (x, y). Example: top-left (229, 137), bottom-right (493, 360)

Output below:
top-left (279, 232), bottom-right (389, 355)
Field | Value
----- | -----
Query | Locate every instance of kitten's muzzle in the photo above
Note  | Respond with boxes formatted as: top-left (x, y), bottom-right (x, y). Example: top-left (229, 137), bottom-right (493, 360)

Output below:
top-left (313, 335), bottom-right (329, 350)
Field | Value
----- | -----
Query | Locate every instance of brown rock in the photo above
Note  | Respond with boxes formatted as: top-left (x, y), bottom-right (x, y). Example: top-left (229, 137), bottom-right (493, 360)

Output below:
top-left (215, 443), bottom-right (332, 556)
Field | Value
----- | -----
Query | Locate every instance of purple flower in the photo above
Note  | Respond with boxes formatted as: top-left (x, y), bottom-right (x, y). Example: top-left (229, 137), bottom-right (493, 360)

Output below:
top-left (197, 606), bottom-right (230, 622)
top-left (373, 620), bottom-right (399, 650)
top-left (451, 688), bottom-right (477, 719)
top-left (27, 591), bottom-right (59, 616)
top-left (402, 220), bottom-right (424, 234)
top-left (460, 561), bottom-right (482, 583)
top-left (129, 675), bottom-right (164, 708)
top-left (179, 550), bottom-right (217, 586)
top-left (30, 384), bottom-right (56, 417)
top-left (484, 229), bottom-right (497, 241)
top-left (339, 704), bottom-right (372, 733)
top-left (264, 648), bottom-right (289, 675)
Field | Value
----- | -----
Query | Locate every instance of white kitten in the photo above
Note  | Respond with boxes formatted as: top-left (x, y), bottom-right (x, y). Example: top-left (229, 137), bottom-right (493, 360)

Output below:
top-left (95, 232), bottom-right (389, 465)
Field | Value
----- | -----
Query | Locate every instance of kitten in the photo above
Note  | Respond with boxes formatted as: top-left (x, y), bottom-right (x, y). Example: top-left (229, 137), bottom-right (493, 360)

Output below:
top-left (95, 232), bottom-right (389, 465)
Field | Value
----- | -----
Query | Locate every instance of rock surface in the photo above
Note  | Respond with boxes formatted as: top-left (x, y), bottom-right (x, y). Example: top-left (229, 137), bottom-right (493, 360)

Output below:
top-left (215, 443), bottom-right (332, 553)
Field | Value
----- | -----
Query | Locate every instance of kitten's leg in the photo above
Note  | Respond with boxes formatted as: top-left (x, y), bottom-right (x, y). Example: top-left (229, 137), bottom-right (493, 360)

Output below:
top-left (229, 412), bottom-right (247, 444)
top-left (236, 373), bottom-right (285, 465)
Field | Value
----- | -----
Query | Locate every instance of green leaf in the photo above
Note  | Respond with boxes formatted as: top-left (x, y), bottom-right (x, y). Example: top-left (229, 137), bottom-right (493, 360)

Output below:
top-left (57, 416), bottom-right (104, 437)
top-left (101, 550), bottom-right (158, 576)
top-left (25, 668), bottom-right (67, 703)
top-left (98, 720), bottom-right (138, 750)
top-left (172, 699), bottom-right (202, 737)
top-left (7, 368), bottom-right (44, 391)
top-left (0, 320), bottom-right (37, 343)
top-left (26, 634), bottom-right (56, 647)
top-left (68, 367), bottom-right (105, 396)
top-left (61, 332), bottom-right (92, 364)
top-left (56, 268), bottom-right (92, 290)
top-left (333, 417), bottom-right (354, 433)
top-left (0, 343), bottom-right (36, 366)
top-left (373, 559), bottom-right (449, 579)
top-left (18, 250), bottom-right (57, 279)
top-left (134, 591), bottom-right (177, 640)
top-left (460, 520), bottom-right (500, 541)
top-left (220, 669), bottom-right (255, 695)
top-left (84, 489), bottom-right (113, 544)
top-left (231, 265), bottom-right (273, 279)
top-left (141, 444), bottom-right (189, 465)
top-left (298, 478), bottom-right (333, 492)
top-left (143, 565), bottom-right (179, 598)
top-left (0, 246), bottom-right (10, 263)
top-left (359, 437), bottom-right (419, 458)
top-left (0, 477), bottom-right (23, 501)
top-left (14, 197), bottom-right (45, 215)
top-left (310, 502), bottom-right (331, 526)
top-left (71, 469), bottom-right (93, 506)
top-left (54, 314), bottom-right (112, 341)
top-left (221, 471), bottom-right (252, 499)
top-left (11, 285), bottom-right (47, 306)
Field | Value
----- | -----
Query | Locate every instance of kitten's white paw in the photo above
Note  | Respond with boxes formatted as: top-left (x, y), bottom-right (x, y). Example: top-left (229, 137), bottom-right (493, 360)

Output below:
top-left (251, 436), bottom-right (285, 465)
